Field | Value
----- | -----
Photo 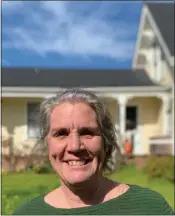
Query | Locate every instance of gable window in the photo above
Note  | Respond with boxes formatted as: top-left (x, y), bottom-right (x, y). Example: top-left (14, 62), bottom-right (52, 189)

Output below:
top-left (27, 103), bottom-right (40, 138)
top-left (153, 40), bottom-right (163, 82)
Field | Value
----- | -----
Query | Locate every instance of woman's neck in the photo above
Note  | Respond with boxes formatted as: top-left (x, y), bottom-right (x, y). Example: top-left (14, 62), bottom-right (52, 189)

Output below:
top-left (60, 176), bottom-right (116, 208)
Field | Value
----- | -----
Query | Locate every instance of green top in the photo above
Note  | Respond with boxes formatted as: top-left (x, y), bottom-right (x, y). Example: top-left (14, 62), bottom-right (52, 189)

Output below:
top-left (13, 185), bottom-right (174, 215)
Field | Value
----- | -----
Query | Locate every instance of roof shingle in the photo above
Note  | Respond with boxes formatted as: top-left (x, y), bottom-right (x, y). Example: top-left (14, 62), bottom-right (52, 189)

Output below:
top-left (147, 2), bottom-right (174, 56)
top-left (2, 67), bottom-right (157, 88)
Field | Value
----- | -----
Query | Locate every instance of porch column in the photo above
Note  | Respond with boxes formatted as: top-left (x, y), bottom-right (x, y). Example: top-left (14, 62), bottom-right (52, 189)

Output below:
top-left (118, 96), bottom-right (128, 136)
top-left (161, 95), bottom-right (170, 135)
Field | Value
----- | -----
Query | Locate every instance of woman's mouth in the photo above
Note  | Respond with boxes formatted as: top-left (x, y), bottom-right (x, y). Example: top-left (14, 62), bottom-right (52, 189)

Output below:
top-left (66, 159), bottom-right (92, 166)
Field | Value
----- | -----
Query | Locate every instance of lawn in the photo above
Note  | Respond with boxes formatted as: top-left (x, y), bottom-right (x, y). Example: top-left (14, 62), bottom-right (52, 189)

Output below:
top-left (2, 165), bottom-right (174, 215)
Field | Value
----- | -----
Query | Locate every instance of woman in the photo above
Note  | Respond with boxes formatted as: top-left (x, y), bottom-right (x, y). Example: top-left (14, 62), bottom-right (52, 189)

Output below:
top-left (13, 89), bottom-right (174, 215)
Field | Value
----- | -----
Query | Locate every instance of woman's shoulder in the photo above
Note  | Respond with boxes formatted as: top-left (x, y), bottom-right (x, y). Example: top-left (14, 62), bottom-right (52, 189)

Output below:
top-left (128, 185), bottom-right (174, 214)
top-left (129, 184), bottom-right (167, 202)
top-left (131, 184), bottom-right (168, 200)
top-left (12, 195), bottom-right (46, 215)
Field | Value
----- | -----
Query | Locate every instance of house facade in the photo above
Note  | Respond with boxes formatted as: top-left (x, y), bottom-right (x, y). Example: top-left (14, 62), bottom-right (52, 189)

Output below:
top-left (1, 2), bottom-right (174, 171)
top-left (132, 2), bottom-right (174, 155)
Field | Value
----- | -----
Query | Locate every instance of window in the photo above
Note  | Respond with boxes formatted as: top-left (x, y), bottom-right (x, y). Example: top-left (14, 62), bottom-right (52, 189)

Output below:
top-left (27, 103), bottom-right (40, 138)
top-left (153, 40), bottom-right (163, 82)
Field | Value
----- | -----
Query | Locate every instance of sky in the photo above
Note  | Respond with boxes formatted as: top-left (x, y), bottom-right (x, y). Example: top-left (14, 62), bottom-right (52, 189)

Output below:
top-left (2, 1), bottom-right (143, 69)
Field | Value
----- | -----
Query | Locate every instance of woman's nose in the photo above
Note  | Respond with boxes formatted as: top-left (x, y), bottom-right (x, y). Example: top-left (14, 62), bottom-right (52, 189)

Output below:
top-left (67, 133), bottom-right (83, 152)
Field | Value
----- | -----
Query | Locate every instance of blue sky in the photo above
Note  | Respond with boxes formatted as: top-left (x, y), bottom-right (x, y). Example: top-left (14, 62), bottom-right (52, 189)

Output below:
top-left (2, 1), bottom-right (143, 69)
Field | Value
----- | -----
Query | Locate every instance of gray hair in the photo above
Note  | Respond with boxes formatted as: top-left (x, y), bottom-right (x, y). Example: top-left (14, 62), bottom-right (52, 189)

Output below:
top-left (39, 88), bottom-right (120, 170)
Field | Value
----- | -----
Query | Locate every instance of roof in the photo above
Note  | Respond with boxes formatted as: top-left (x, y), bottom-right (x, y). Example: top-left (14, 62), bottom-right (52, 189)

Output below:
top-left (147, 2), bottom-right (174, 56)
top-left (2, 67), bottom-right (157, 88)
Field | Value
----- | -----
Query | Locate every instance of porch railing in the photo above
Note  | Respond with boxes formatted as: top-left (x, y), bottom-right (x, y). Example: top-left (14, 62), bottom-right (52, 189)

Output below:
top-left (149, 136), bottom-right (173, 155)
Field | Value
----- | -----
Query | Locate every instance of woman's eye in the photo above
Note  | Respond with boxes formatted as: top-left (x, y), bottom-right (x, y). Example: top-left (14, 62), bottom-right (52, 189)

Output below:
top-left (79, 129), bottom-right (95, 137)
top-left (54, 130), bottom-right (68, 138)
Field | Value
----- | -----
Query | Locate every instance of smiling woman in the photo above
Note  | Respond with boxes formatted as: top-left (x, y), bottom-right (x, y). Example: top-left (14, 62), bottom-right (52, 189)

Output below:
top-left (13, 89), bottom-right (174, 215)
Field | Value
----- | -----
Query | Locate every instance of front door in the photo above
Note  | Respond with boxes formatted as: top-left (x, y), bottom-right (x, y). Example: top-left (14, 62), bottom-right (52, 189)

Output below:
top-left (125, 106), bottom-right (140, 155)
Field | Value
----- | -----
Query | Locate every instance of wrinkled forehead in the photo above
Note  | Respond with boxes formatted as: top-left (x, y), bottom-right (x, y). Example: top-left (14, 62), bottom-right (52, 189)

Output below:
top-left (49, 102), bottom-right (98, 128)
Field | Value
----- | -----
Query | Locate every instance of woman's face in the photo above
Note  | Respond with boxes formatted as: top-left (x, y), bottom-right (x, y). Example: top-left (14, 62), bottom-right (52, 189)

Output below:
top-left (46, 102), bottom-right (104, 186)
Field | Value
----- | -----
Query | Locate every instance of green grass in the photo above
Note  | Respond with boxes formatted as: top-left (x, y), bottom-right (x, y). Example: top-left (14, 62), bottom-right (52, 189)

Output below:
top-left (2, 165), bottom-right (174, 215)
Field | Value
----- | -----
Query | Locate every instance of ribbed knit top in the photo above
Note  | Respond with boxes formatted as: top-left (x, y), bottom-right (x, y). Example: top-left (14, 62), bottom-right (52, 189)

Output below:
top-left (13, 185), bottom-right (174, 215)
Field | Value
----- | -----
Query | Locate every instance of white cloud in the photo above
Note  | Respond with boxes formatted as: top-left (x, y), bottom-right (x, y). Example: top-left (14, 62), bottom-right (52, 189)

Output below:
top-left (2, 1), bottom-right (140, 61)
top-left (2, 59), bottom-right (10, 66)
top-left (2, 1), bottom-right (23, 14)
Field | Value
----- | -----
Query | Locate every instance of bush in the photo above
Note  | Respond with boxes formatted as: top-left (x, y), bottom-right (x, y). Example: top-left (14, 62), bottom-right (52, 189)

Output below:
top-left (144, 156), bottom-right (174, 183)
top-left (33, 162), bottom-right (53, 174)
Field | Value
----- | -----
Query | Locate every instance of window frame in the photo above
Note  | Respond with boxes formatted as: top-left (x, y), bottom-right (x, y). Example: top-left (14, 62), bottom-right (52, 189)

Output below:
top-left (27, 102), bottom-right (40, 139)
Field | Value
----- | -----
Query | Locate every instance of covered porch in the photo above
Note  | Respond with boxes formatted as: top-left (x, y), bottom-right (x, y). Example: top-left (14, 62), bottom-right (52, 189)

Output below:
top-left (99, 92), bottom-right (173, 156)
top-left (1, 87), bottom-right (173, 157)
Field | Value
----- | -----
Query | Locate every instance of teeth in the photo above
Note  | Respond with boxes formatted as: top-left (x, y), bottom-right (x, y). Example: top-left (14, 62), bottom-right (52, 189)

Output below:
top-left (68, 161), bottom-right (86, 166)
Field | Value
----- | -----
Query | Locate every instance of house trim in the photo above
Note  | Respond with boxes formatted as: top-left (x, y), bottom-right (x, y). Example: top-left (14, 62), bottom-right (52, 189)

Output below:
top-left (2, 86), bottom-right (171, 99)
top-left (149, 138), bottom-right (172, 145)
top-left (2, 85), bottom-right (170, 93)
top-left (132, 6), bottom-right (147, 68)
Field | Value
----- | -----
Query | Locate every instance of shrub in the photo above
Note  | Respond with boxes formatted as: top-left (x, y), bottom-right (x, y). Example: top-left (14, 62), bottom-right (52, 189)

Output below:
top-left (33, 162), bottom-right (53, 174)
top-left (144, 156), bottom-right (174, 183)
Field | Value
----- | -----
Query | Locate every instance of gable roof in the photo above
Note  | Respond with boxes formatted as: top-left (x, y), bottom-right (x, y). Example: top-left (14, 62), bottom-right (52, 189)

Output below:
top-left (147, 2), bottom-right (174, 56)
top-left (2, 67), bottom-right (157, 88)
